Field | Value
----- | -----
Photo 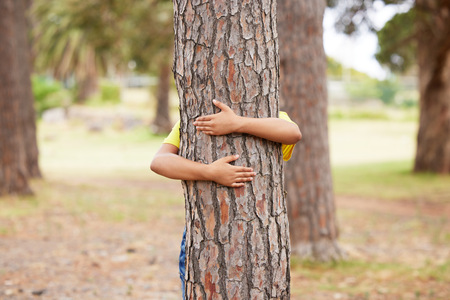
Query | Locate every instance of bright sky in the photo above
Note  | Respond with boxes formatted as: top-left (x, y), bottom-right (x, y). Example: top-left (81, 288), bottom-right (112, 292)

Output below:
top-left (323, 2), bottom-right (413, 79)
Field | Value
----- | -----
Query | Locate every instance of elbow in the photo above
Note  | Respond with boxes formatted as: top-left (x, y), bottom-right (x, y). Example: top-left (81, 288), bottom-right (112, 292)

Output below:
top-left (295, 128), bottom-right (302, 143)
top-left (150, 157), bottom-right (161, 174)
top-left (287, 125), bottom-right (302, 145)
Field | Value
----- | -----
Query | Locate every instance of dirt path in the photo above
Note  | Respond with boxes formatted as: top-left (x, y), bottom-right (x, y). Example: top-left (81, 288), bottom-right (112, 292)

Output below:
top-left (336, 195), bottom-right (450, 218)
top-left (1, 176), bottom-right (449, 299)
top-left (0, 210), bottom-right (184, 300)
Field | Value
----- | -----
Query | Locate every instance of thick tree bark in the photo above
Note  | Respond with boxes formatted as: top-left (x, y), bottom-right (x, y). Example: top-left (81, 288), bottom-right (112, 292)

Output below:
top-left (13, 0), bottom-right (41, 178)
top-left (414, 0), bottom-right (450, 173)
top-left (278, 0), bottom-right (344, 261)
top-left (152, 61), bottom-right (173, 134)
top-left (173, 0), bottom-right (290, 299)
top-left (0, 0), bottom-right (32, 195)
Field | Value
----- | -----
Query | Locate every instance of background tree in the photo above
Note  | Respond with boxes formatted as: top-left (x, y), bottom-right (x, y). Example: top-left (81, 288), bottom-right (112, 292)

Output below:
top-left (31, 0), bottom-right (129, 102)
top-left (126, 0), bottom-right (174, 134)
top-left (0, 0), bottom-right (32, 195)
top-left (278, 0), bottom-right (344, 262)
top-left (14, 0), bottom-right (41, 178)
top-left (32, 0), bottom-right (176, 133)
top-left (328, 0), bottom-right (450, 174)
top-left (173, 0), bottom-right (290, 298)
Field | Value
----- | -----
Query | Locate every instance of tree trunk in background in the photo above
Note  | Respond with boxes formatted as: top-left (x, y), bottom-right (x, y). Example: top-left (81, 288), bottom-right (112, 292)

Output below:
top-left (77, 47), bottom-right (98, 102)
top-left (152, 62), bottom-right (172, 134)
top-left (0, 0), bottom-right (32, 195)
top-left (278, 0), bottom-right (344, 261)
top-left (173, 0), bottom-right (290, 298)
top-left (13, 0), bottom-right (41, 178)
top-left (414, 0), bottom-right (450, 173)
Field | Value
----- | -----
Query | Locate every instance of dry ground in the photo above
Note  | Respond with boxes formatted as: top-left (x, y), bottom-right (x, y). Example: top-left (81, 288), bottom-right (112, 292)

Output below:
top-left (1, 175), bottom-right (449, 300)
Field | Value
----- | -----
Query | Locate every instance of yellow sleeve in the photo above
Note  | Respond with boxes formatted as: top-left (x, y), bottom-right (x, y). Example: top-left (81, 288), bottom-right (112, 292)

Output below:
top-left (164, 114), bottom-right (297, 160)
top-left (163, 120), bottom-right (180, 149)
top-left (279, 111), bottom-right (296, 162)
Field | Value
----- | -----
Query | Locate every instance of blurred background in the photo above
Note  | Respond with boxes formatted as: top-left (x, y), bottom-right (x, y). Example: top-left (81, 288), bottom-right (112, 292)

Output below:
top-left (0, 0), bottom-right (449, 299)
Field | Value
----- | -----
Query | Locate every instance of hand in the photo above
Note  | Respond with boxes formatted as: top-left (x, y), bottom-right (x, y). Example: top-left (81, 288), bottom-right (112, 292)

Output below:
top-left (194, 100), bottom-right (242, 136)
top-left (207, 155), bottom-right (256, 187)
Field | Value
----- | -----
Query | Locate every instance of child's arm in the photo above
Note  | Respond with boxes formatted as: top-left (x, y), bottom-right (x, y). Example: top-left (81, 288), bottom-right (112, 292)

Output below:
top-left (150, 143), bottom-right (256, 188)
top-left (194, 100), bottom-right (302, 144)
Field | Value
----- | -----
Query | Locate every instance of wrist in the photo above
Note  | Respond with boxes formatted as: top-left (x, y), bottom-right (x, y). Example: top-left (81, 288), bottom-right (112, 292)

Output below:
top-left (235, 116), bottom-right (246, 133)
top-left (203, 163), bottom-right (215, 182)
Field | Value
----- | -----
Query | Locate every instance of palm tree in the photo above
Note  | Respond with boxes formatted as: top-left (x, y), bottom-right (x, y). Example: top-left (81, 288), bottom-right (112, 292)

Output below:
top-left (32, 0), bottom-right (127, 101)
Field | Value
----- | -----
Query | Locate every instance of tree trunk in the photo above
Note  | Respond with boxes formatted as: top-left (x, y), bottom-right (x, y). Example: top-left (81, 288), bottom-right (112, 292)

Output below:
top-left (0, 0), bottom-right (32, 195)
top-left (13, 0), bottom-right (41, 178)
top-left (173, 0), bottom-right (290, 299)
top-left (152, 61), bottom-right (172, 134)
top-left (77, 47), bottom-right (98, 102)
top-left (278, 0), bottom-right (344, 262)
top-left (414, 1), bottom-right (450, 173)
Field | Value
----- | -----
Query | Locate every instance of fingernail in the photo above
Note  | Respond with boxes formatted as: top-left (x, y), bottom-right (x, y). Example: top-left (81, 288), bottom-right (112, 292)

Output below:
top-left (213, 99), bottom-right (217, 103)
top-left (235, 154), bottom-right (239, 158)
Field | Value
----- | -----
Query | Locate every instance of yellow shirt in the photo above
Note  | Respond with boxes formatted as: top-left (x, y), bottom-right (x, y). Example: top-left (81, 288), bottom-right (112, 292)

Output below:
top-left (163, 111), bottom-right (296, 161)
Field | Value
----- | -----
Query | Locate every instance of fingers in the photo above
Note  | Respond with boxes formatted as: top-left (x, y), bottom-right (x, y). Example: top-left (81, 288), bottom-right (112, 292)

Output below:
top-left (194, 120), bottom-right (212, 127)
top-left (236, 171), bottom-right (256, 178)
top-left (221, 154), bottom-right (240, 163)
top-left (213, 99), bottom-right (230, 112)
top-left (235, 177), bottom-right (253, 182)
top-left (195, 116), bottom-right (212, 122)
top-left (202, 131), bottom-right (216, 135)
top-left (236, 166), bottom-right (253, 172)
top-left (231, 183), bottom-right (245, 188)
top-left (195, 99), bottom-right (230, 123)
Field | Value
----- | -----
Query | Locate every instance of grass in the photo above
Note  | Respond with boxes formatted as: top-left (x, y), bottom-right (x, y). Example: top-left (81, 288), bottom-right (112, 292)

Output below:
top-left (36, 115), bottom-right (450, 202)
top-left (290, 258), bottom-right (450, 298)
top-left (328, 118), bottom-right (450, 201)
top-left (329, 106), bottom-right (419, 122)
top-left (328, 119), bottom-right (417, 166)
top-left (1, 107), bottom-right (449, 299)
top-left (0, 179), bottom-right (184, 224)
top-left (5, 115), bottom-right (448, 229)
top-left (333, 160), bottom-right (450, 201)
top-left (38, 121), bottom-right (165, 179)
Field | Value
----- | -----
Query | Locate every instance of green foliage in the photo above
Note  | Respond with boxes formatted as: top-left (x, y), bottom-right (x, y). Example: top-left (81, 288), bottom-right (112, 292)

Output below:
top-left (345, 77), bottom-right (379, 101)
top-left (327, 56), bottom-right (376, 81)
top-left (32, 0), bottom-right (123, 78)
top-left (124, 0), bottom-right (174, 73)
top-left (376, 78), bottom-right (401, 105)
top-left (395, 89), bottom-right (419, 108)
top-left (31, 0), bottom-right (175, 101)
top-left (328, 1), bottom-right (417, 74)
top-left (100, 81), bottom-right (121, 104)
top-left (376, 10), bottom-right (417, 72)
top-left (84, 81), bottom-right (121, 106)
top-left (32, 76), bottom-right (72, 116)
top-left (345, 76), bottom-right (401, 105)
top-left (327, 0), bottom-right (412, 34)
top-left (327, 57), bottom-right (343, 79)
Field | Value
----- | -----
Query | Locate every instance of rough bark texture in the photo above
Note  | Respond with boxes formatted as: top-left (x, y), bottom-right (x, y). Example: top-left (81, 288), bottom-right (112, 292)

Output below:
top-left (0, 0), bottom-right (32, 195)
top-left (173, 0), bottom-right (290, 299)
top-left (278, 0), bottom-right (344, 262)
top-left (414, 0), bottom-right (450, 173)
top-left (13, 0), bottom-right (41, 178)
top-left (152, 62), bottom-right (173, 134)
